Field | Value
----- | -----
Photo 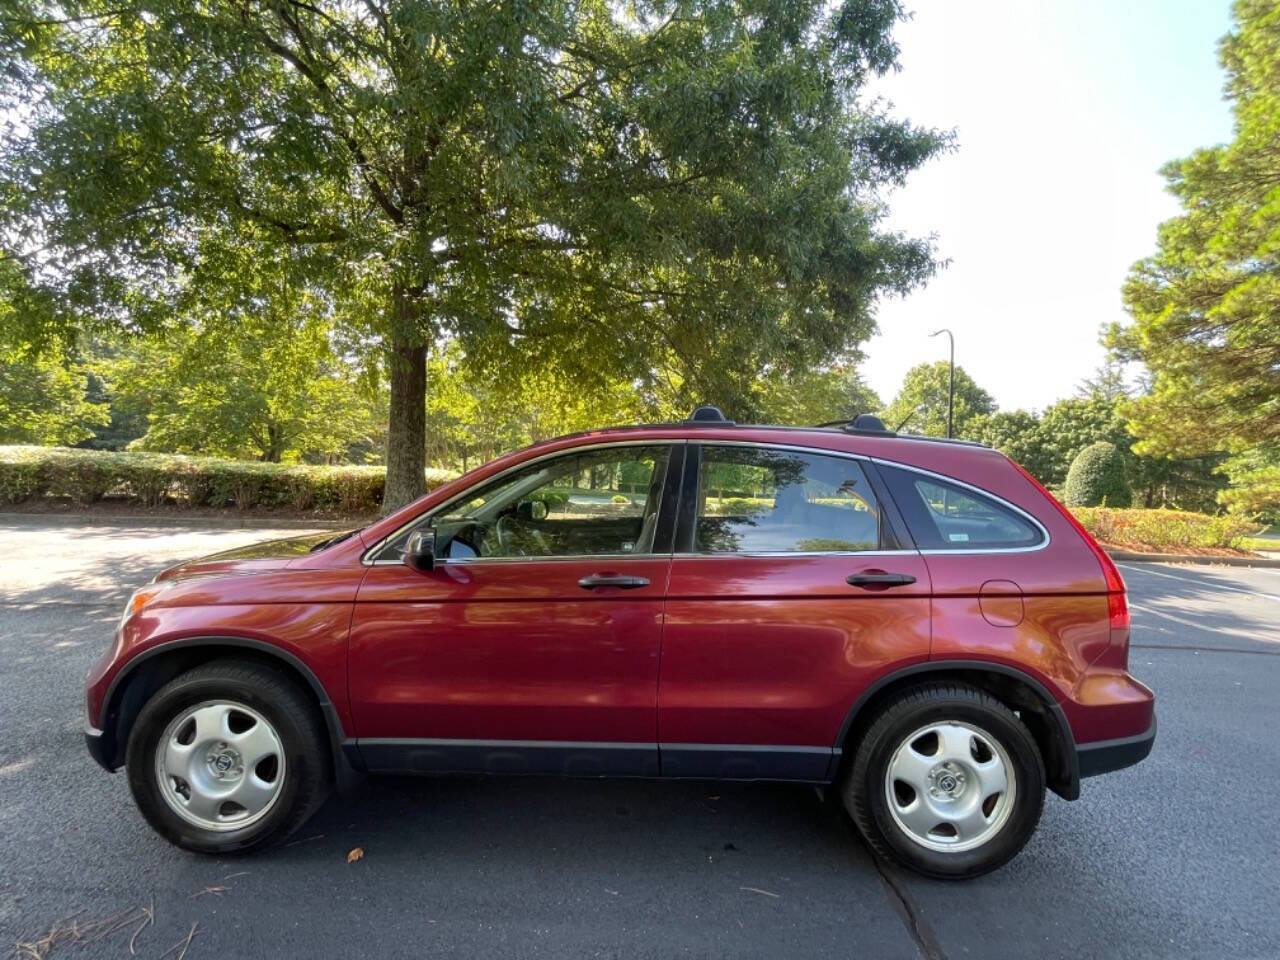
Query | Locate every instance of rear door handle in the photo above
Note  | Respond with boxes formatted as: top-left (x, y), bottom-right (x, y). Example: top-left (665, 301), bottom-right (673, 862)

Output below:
top-left (578, 574), bottom-right (651, 590)
top-left (846, 572), bottom-right (917, 588)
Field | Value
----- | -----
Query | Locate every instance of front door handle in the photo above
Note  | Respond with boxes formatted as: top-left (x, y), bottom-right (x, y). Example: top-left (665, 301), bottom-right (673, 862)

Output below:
top-left (846, 572), bottom-right (917, 588)
top-left (578, 574), bottom-right (651, 590)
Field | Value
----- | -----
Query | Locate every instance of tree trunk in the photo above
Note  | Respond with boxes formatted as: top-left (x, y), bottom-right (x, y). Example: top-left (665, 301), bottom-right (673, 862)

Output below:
top-left (383, 336), bottom-right (428, 514)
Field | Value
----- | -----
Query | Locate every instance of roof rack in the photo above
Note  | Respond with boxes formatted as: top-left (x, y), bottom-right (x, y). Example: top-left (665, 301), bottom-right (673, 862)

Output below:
top-left (810, 414), bottom-right (991, 448)
top-left (684, 405), bottom-right (735, 425)
top-left (609, 405), bottom-right (988, 449)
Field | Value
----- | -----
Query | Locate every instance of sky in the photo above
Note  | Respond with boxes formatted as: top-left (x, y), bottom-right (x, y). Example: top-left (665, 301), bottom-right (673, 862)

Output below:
top-left (862, 0), bottom-right (1236, 413)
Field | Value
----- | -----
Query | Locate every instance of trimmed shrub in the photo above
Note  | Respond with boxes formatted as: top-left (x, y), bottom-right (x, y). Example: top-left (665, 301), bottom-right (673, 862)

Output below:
top-left (1064, 442), bottom-right (1132, 508)
top-left (0, 446), bottom-right (455, 514)
top-left (0, 448), bottom-right (47, 502)
top-left (1071, 507), bottom-right (1261, 550)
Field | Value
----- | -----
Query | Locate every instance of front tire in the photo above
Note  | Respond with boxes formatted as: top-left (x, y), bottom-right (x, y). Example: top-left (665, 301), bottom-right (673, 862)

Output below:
top-left (125, 659), bottom-right (332, 853)
top-left (843, 683), bottom-right (1045, 879)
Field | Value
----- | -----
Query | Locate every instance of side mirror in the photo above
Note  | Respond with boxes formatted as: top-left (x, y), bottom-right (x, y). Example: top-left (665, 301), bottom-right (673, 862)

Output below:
top-left (404, 529), bottom-right (437, 572)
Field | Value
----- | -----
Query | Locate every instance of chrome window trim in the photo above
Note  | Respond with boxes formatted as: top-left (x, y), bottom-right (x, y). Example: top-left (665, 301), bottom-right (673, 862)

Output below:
top-left (673, 550), bottom-right (919, 559)
top-left (361, 439), bottom-right (683, 566)
top-left (868, 457), bottom-right (1051, 555)
top-left (363, 436), bottom-right (1051, 564)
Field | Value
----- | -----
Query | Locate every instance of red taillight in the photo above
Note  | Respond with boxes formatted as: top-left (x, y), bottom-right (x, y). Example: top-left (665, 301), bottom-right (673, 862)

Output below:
top-left (1108, 589), bottom-right (1129, 630)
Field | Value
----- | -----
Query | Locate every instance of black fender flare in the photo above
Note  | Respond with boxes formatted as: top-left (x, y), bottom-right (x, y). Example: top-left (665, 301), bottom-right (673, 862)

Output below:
top-left (829, 658), bottom-right (1080, 799)
top-left (97, 636), bottom-right (361, 777)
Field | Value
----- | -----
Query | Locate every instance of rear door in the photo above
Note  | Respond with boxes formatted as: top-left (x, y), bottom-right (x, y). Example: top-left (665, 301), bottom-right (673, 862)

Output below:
top-left (658, 442), bottom-right (932, 779)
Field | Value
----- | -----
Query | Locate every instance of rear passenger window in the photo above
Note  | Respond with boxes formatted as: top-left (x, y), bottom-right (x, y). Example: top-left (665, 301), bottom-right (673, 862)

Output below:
top-left (692, 446), bottom-right (884, 553)
top-left (880, 465), bottom-right (1044, 550)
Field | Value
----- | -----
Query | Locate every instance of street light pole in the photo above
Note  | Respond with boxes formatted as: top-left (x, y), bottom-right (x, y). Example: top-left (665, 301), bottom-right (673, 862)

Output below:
top-left (930, 328), bottom-right (955, 438)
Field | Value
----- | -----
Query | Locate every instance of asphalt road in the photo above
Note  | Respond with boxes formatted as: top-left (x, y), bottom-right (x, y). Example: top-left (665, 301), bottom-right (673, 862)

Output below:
top-left (1, 516), bottom-right (1278, 959)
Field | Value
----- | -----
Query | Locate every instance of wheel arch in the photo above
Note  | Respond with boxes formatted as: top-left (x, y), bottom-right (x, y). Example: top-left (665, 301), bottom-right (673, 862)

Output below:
top-left (832, 660), bottom-right (1080, 800)
top-left (97, 637), bottom-right (359, 777)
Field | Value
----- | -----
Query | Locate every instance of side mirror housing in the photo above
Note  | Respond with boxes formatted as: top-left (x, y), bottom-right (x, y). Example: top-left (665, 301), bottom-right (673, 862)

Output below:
top-left (404, 529), bottom-right (437, 572)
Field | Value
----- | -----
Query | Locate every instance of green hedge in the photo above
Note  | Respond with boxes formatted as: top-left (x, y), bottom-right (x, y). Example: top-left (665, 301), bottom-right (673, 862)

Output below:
top-left (1071, 507), bottom-right (1262, 551)
top-left (1064, 441), bottom-right (1132, 508)
top-left (0, 446), bottom-right (455, 514)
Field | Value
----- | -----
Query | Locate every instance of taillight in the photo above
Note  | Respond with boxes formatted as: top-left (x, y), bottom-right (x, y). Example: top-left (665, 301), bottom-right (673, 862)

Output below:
top-left (1108, 589), bottom-right (1129, 630)
top-left (1009, 460), bottom-right (1129, 660)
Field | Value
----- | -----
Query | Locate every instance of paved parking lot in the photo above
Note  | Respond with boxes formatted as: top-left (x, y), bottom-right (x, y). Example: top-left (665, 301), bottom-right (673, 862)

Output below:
top-left (2, 516), bottom-right (1278, 959)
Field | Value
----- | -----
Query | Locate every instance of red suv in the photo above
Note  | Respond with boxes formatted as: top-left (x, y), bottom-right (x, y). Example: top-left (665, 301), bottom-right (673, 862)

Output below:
top-left (85, 410), bottom-right (1155, 879)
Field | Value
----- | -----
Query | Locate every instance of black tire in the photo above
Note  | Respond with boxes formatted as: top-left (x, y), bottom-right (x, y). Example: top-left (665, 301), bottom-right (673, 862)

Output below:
top-left (842, 683), bottom-right (1045, 880)
top-left (125, 659), bottom-right (332, 853)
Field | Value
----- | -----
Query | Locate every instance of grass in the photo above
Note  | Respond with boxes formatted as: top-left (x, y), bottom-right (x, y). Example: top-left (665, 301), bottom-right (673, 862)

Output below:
top-left (1234, 537), bottom-right (1279, 553)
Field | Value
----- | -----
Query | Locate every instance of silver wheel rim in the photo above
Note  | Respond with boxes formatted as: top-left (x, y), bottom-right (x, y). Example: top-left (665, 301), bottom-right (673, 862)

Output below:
top-left (884, 721), bottom-right (1016, 853)
top-left (155, 700), bottom-right (286, 832)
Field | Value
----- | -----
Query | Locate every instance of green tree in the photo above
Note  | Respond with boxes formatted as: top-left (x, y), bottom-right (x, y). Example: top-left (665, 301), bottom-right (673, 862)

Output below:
top-left (422, 344), bottom-right (656, 471)
top-left (883, 361), bottom-right (995, 438)
top-left (1035, 395), bottom-right (1130, 488)
top-left (1064, 442), bottom-right (1132, 508)
top-left (105, 314), bottom-right (378, 463)
top-left (971, 410), bottom-right (1056, 481)
top-left (0, 348), bottom-right (108, 444)
top-left (2, 0), bottom-right (948, 510)
top-left (1112, 0), bottom-right (1279, 463)
top-left (752, 363), bottom-right (880, 427)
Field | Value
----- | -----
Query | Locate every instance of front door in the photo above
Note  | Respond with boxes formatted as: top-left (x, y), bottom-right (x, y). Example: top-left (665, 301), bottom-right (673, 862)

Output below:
top-left (350, 442), bottom-right (683, 776)
top-left (659, 443), bottom-right (932, 779)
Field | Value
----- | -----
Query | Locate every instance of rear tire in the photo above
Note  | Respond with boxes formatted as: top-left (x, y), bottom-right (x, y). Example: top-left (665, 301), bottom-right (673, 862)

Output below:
top-left (842, 683), bottom-right (1044, 879)
top-left (125, 659), bottom-right (332, 853)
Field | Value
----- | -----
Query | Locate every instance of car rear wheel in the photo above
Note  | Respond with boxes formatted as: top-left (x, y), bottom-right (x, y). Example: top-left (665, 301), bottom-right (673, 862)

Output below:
top-left (125, 659), bottom-right (331, 853)
top-left (843, 683), bottom-right (1045, 879)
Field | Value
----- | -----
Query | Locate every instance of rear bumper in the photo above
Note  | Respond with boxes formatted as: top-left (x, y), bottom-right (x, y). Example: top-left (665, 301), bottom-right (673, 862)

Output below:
top-left (1077, 714), bottom-right (1157, 778)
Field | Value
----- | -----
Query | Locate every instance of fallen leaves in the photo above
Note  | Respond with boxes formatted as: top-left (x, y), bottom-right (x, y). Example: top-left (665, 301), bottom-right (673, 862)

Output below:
top-left (347, 846), bottom-right (365, 863)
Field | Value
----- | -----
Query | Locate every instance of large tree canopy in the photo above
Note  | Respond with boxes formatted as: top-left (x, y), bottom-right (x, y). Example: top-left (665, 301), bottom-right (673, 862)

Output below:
top-left (1, 0), bottom-right (947, 509)
top-left (882, 360), bottom-right (995, 438)
top-left (1113, 0), bottom-right (1279, 460)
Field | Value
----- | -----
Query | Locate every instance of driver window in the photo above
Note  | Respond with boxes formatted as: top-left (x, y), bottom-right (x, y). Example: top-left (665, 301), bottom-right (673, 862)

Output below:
top-left (412, 445), bottom-right (672, 560)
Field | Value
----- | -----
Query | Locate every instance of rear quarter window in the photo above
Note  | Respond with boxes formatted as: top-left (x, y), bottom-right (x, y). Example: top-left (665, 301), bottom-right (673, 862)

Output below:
top-left (879, 464), bottom-right (1045, 551)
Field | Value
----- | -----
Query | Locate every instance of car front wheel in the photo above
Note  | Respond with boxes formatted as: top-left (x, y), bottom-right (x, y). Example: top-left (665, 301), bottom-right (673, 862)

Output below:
top-left (125, 659), bottom-right (331, 853)
top-left (843, 683), bottom-right (1045, 879)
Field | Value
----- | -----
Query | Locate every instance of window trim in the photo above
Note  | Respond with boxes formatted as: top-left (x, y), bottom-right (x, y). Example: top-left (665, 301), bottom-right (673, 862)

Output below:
top-left (362, 440), bottom-right (685, 566)
top-left (677, 441), bottom-right (902, 558)
top-left (871, 458), bottom-right (1051, 555)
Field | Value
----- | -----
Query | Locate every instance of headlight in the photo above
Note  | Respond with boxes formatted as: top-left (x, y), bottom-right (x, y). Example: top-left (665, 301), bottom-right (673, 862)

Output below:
top-left (120, 582), bottom-right (172, 629)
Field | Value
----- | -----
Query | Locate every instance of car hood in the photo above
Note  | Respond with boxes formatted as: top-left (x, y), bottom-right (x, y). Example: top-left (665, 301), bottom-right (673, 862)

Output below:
top-left (154, 530), bottom-right (360, 582)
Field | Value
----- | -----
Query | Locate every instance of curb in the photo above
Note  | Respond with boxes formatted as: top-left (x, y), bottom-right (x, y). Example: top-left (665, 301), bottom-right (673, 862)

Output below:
top-left (1105, 549), bottom-right (1280, 569)
top-left (0, 512), bottom-right (353, 531)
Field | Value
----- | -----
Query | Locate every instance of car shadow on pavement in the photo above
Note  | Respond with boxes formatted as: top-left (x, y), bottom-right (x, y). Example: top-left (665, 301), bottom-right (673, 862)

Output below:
top-left (1121, 565), bottom-right (1280, 651)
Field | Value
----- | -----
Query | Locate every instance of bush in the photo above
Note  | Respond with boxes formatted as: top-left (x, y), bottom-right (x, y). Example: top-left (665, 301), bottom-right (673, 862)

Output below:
top-left (0, 446), bottom-right (455, 515)
top-left (0, 448), bottom-right (46, 502)
top-left (1071, 507), bottom-right (1262, 550)
top-left (1064, 442), bottom-right (1132, 508)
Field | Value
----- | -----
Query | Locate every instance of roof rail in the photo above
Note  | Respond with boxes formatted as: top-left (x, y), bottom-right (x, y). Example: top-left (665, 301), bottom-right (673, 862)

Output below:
top-left (685, 405), bottom-right (735, 425)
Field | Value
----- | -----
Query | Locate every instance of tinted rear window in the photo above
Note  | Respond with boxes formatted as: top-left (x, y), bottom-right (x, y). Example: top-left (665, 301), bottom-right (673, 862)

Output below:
top-left (880, 465), bottom-right (1044, 550)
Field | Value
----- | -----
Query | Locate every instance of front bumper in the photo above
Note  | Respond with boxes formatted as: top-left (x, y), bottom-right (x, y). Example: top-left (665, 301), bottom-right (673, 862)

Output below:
top-left (85, 725), bottom-right (114, 772)
top-left (1077, 714), bottom-right (1157, 778)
